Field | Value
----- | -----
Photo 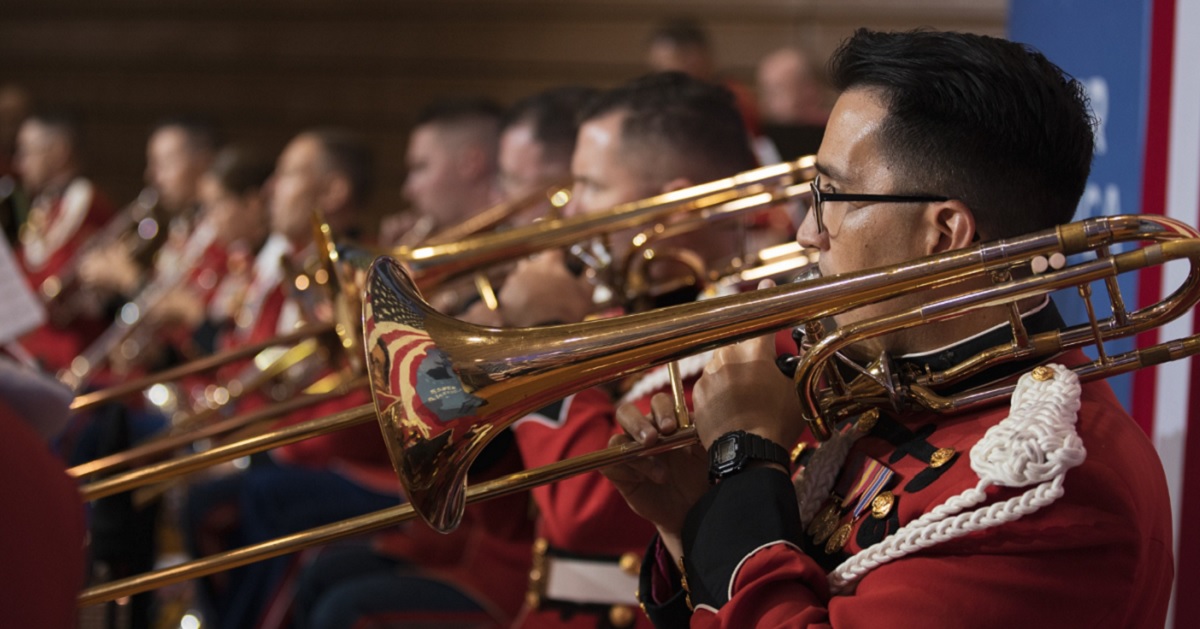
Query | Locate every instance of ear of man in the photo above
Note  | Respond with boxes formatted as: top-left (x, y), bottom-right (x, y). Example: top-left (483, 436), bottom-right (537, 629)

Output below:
top-left (924, 200), bottom-right (977, 256)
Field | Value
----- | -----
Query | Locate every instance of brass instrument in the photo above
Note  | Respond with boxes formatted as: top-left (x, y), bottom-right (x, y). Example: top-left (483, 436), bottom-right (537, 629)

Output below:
top-left (68, 212), bottom-right (354, 413)
top-left (363, 214), bottom-right (1200, 532)
top-left (385, 157), bottom-right (814, 293)
top-left (77, 213), bottom-right (1200, 605)
top-left (616, 171), bottom-right (815, 308)
top-left (423, 180), bottom-right (572, 246)
top-left (59, 221), bottom-right (221, 392)
top-left (39, 188), bottom-right (165, 320)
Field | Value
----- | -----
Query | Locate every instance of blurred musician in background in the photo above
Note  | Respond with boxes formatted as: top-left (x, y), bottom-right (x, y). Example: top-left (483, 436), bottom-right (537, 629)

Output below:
top-left (755, 46), bottom-right (831, 163)
top-left (379, 97), bottom-right (503, 248)
top-left (79, 116), bottom-right (219, 302)
top-left (497, 86), bottom-right (598, 226)
top-left (147, 144), bottom-right (276, 362)
top-left (182, 128), bottom-right (409, 629)
top-left (0, 83), bottom-right (33, 242)
top-left (646, 19), bottom-right (759, 137)
top-left (457, 85), bottom-right (599, 327)
top-left (12, 110), bottom-right (116, 371)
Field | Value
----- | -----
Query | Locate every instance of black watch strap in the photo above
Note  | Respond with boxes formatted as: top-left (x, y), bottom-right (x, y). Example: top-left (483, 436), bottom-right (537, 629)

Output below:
top-left (709, 430), bottom-right (791, 482)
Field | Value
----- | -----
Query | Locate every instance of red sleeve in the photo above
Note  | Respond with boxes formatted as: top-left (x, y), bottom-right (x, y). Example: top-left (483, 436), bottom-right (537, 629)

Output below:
top-left (682, 450), bottom-right (1168, 628)
top-left (0, 401), bottom-right (87, 629)
top-left (514, 386), bottom-right (657, 555)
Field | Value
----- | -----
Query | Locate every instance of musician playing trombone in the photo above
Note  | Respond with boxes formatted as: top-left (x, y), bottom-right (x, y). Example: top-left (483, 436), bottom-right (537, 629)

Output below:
top-left (606, 29), bottom-right (1173, 627)
top-left (295, 74), bottom-right (771, 629)
top-left (182, 129), bottom-right (405, 629)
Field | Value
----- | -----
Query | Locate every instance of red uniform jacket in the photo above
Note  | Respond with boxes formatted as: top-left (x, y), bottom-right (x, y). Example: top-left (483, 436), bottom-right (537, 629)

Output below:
top-left (640, 347), bottom-right (1173, 628)
top-left (18, 177), bottom-right (115, 371)
top-left (373, 439), bottom-right (536, 627)
top-left (0, 399), bottom-right (87, 629)
top-left (512, 387), bottom-right (659, 629)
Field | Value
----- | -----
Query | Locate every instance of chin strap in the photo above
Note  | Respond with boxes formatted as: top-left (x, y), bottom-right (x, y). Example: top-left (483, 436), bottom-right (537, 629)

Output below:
top-left (795, 363), bottom-right (1087, 595)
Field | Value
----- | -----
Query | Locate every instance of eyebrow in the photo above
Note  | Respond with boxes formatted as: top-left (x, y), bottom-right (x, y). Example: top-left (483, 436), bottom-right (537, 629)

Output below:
top-left (814, 162), bottom-right (854, 187)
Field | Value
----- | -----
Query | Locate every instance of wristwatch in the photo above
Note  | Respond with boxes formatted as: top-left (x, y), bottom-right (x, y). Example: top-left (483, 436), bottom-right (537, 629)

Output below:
top-left (708, 430), bottom-right (791, 482)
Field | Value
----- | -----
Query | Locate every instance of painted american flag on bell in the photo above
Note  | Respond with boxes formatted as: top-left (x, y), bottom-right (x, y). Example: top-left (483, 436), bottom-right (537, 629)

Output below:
top-left (364, 257), bottom-right (485, 459)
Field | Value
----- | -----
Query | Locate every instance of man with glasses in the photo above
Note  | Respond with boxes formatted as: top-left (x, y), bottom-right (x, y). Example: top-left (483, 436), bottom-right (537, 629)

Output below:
top-left (606, 29), bottom-right (1173, 627)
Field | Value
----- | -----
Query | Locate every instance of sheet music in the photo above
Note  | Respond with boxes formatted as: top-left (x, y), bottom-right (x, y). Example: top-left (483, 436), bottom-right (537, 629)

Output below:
top-left (0, 236), bottom-right (46, 345)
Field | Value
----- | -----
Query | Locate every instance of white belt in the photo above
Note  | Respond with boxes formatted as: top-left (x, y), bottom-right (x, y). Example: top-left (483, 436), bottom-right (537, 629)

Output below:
top-left (542, 553), bottom-right (640, 606)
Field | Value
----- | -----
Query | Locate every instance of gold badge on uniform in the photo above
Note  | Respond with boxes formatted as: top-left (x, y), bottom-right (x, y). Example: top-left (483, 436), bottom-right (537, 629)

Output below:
top-left (809, 501), bottom-right (840, 544)
top-left (817, 453), bottom-right (896, 554)
top-left (855, 408), bottom-right (880, 433)
top-left (929, 447), bottom-right (956, 468)
top-left (870, 491), bottom-right (895, 519)
top-left (825, 523), bottom-right (853, 554)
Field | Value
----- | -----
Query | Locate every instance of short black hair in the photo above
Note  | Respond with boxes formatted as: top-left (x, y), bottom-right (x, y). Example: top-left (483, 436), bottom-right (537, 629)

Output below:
top-left (152, 114), bottom-right (221, 155)
top-left (412, 97), bottom-right (503, 167)
top-left (502, 86), bottom-right (599, 167)
top-left (648, 18), bottom-right (711, 50)
top-left (306, 128), bottom-right (375, 209)
top-left (581, 72), bottom-right (757, 182)
top-left (208, 144), bottom-right (274, 196)
top-left (414, 97), bottom-right (504, 130)
top-left (828, 29), bottom-right (1095, 239)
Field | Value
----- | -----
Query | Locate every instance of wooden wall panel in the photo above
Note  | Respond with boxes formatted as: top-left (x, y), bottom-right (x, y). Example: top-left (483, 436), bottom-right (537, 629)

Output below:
top-left (0, 0), bottom-right (1006, 225)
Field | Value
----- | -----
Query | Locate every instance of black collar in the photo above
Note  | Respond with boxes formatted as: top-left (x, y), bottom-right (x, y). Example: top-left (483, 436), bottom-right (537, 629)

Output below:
top-left (891, 298), bottom-right (1065, 396)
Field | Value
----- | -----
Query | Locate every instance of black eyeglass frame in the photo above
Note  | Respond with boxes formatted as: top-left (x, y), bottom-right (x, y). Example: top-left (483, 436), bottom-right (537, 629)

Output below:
top-left (809, 175), bottom-right (950, 234)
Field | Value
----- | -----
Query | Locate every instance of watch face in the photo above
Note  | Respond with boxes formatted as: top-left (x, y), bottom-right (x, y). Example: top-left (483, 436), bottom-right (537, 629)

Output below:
top-left (713, 436), bottom-right (739, 465)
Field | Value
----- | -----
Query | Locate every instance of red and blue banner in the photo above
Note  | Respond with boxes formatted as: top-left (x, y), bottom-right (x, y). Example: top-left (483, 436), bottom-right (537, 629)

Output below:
top-left (1011, 1), bottom-right (1200, 625)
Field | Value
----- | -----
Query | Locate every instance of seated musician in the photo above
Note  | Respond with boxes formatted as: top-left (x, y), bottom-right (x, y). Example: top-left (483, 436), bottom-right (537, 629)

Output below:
top-left (606, 29), bottom-right (1174, 627)
top-left (292, 90), bottom-right (597, 629)
top-left (379, 97), bottom-right (503, 250)
top-left (458, 85), bottom-right (599, 327)
top-left (383, 97), bottom-right (508, 316)
top-left (290, 74), bottom-right (769, 629)
top-left (79, 116), bottom-right (219, 304)
top-left (497, 86), bottom-right (598, 227)
top-left (183, 129), bottom-right (405, 629)
top-left (504, 73), bottom-right (768, 629)
top-left (168, 144), bottom-right (276, 356)
top-left (12, 110), bottom-right (116, 371)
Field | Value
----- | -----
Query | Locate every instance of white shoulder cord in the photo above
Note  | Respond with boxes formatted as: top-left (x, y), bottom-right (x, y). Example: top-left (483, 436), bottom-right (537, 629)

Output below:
top-left (794, 363), bottom-right (1087, 595)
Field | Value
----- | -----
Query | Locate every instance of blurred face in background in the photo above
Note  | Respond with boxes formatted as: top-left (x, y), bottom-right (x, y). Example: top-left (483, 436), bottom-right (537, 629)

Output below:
top-left (269, 134), bottom-right (334, 249)
top-left (199, 173), bottom-right (267, 250)
top-left (498, 120), bottom-right (573, 226)
top-left (146, 126), bottom-right (210, 213)
top-left (498, 120), bottom-right (572, 204)
top-left (402, 124), bottom-right (463, 222)
top-left (13, 119), bottom-right (71, 196)
top-left (568, 111), bottom-right (658, 218)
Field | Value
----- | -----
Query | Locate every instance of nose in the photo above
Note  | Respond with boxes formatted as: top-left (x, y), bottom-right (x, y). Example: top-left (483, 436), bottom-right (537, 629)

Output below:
top-left (795, 200), bottom-right (828, 251)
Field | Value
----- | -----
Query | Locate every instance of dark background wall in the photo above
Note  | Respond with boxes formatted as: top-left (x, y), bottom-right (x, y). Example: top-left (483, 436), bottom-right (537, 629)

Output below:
top-left (1, 0), bottom-right (1005, 230)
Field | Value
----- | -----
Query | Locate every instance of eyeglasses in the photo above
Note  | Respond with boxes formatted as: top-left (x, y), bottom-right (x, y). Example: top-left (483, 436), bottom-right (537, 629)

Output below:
top-left (808, 175), bottom-right (950, 234)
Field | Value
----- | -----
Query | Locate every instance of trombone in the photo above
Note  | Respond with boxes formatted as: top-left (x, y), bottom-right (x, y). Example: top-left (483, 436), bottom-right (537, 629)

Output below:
top-left (67, 187), bottom-right (572, 480)
top-left (69, 174), bottom-right (810, 482)
top-left (363, 213), bottom-right (1200, 532)
top-left (78, 213), bottom-right (1200, 605)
